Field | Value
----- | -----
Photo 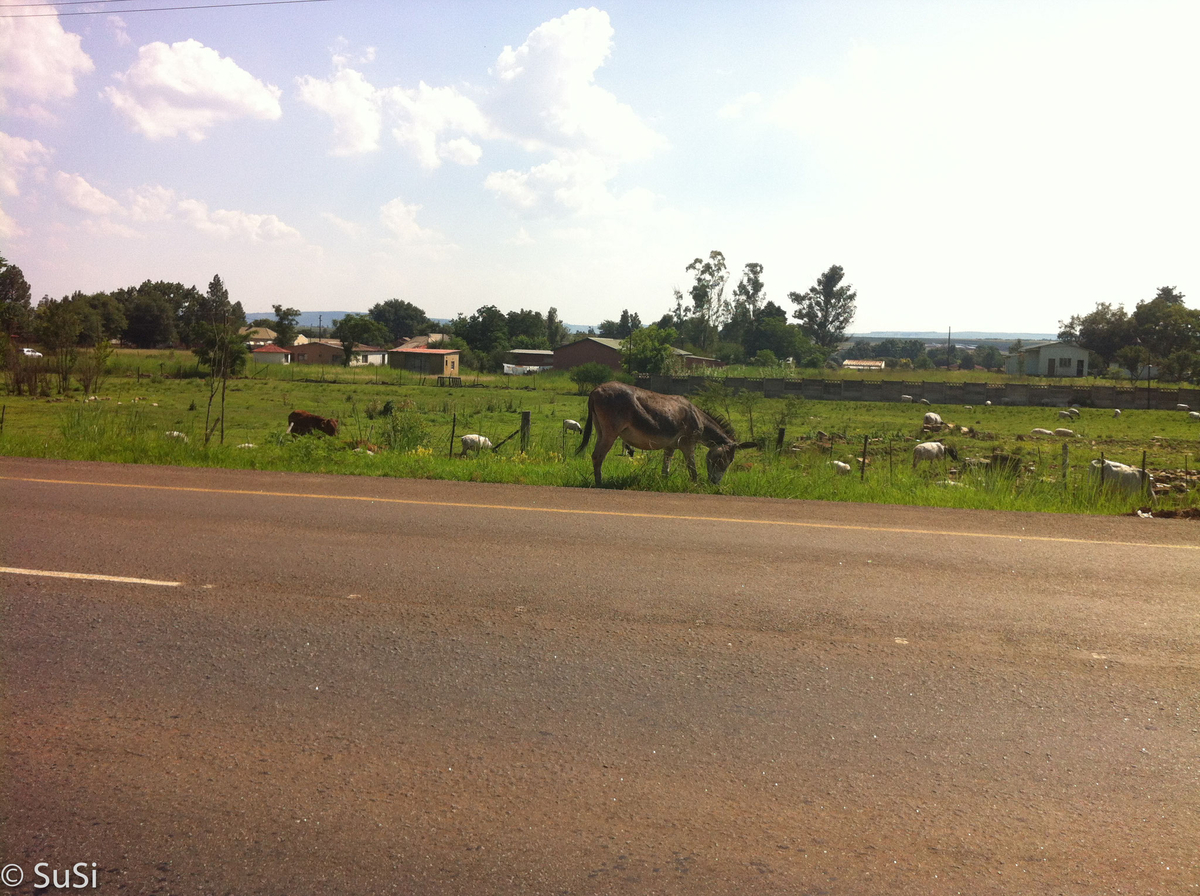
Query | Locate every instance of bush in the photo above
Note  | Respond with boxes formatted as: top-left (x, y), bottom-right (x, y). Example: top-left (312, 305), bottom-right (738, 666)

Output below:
top-left (569, 362), bottom-right (625, 393)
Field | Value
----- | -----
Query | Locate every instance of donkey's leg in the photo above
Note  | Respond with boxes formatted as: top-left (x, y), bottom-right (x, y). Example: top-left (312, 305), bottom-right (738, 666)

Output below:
top-left (662, 447), bottom-right (675, 476)
top-left (591, 431), bottom-right (618, 486)
top-left (682, 444), bottom-right (699, 481)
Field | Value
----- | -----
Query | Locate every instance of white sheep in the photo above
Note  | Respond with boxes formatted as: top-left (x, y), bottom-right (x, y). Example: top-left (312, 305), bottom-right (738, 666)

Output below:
top-left (912, 441), bottom-right (958, 467)
top-left (1054, 428), bottom-right (1075, 437)
top-left (164, 431), bottom-right (189, 443)
top-left (563, 419), bottom-right (583, 433)
top-left (459, 433), bottom-right (493, 456)
top-left (1189, 411), bottom-right (1200, 421)
top-left (919, 398), bottom-right (931, 405)
top-left (1058, 410), bottom-right (1073, 419)
top-left (984, 400), bottom-right (992, 406)
top-left (900, 394), bottom-right (914, 403)
top-left (1030, 428), bottom-right (1054, 436)
top-left (1090, 459), bottom-right (1152, 497)
top-left (923, 412), bottom-right (943, 428)
top-left (831, 460), bottom-right (852, 474)
top-left (1067, 407), bottom-right (1081, 418)
top-left (1176, 404), bottom-right (1190, 411)
top-left (1113, 408), bottom-right (1122, 418)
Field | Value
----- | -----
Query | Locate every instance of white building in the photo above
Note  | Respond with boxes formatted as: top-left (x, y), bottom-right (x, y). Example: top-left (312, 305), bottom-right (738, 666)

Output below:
top-left (1005, 341), bottom-right (1090, 377)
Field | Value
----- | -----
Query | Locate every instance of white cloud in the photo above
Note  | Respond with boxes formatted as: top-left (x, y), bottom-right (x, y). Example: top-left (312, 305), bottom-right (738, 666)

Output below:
top-left (322, 211), bottom-right (366, 238)
top-left (104, 39), bottom-right (282, 141)
top-left (55, 172), bottom-right (124, 216)
top-left (0, 11), bottom-right (93, 116)
top-left (0, 131), bottom-right (50, 237)
top-left (297, 67), bottom-right (383, 155)
top-left (177, 199), bottom-right (301, 242)
top-left (488, 8), bottom-right (666, 162)
top-left (379, 196), bottom-right (437, 242)
top-left (0, 131), bottom-right (49, 196)
top-left (387, 81), bottom-right (490, 169)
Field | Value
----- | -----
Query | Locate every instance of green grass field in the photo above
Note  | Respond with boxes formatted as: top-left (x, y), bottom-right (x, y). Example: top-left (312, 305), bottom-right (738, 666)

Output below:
top-left (2, 352), bottom-right (1198, 516)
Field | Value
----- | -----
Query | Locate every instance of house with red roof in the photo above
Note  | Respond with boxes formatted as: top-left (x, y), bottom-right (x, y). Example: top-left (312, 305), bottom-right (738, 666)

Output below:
top-left (251, 344), bottom-right (292, 365)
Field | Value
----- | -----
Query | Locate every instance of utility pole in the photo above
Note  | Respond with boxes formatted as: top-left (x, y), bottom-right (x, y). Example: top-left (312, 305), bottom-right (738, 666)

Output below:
top-left (319, 314), bottom-right (323, 340)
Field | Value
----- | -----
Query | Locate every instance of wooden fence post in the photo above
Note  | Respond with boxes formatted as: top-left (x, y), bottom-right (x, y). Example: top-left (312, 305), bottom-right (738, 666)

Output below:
top-left (1061, 442), bottom-right (1069, 485)
top-left (449, 412), bottom-right (457, 459)
top-left (776, 427), bottom-right (786, 452)
top-left (520, 411), bottom-right (531, 453)
top-left (860, 434), bottom-right (868, 481)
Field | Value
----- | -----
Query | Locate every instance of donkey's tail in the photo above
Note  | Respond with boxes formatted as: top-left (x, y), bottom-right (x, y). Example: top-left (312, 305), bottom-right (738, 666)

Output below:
top-left (576, 397), bottom-right (594, 455)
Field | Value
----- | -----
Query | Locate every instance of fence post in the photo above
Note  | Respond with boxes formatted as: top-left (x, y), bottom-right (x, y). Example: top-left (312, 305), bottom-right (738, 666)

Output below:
top-left (1061, 442), bottom-right (1069, 485)
top-left (1141, 449), bottom-right (1149, 497)
top-left (520, 410), bottom-right (531, 453)
top-left (449, 412), bottom-right (457, 459)
top-left (776, 427), bottom-right (786, 452)
top-left (861, 434), bottom-right (869, 481)
top-left (1, 404), bottom-right (5, 434)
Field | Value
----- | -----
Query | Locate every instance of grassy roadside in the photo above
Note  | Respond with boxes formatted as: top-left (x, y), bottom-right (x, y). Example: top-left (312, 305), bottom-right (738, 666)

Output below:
top-left (2, 360), bottom-right (1198, 516)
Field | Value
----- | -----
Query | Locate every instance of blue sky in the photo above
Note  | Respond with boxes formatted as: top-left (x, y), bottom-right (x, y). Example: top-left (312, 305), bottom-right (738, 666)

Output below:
top-left (2, 1), bottom-right (1199, 332)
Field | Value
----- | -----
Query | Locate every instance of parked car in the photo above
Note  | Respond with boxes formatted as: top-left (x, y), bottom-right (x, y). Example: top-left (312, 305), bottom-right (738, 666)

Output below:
top-left (21, 347), bottom-right (43, 358)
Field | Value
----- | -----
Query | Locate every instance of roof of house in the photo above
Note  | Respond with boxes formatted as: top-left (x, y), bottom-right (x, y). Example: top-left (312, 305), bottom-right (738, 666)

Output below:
top-left (558, 336), bottom-right (696, 357)
top-left (252, 344), bottom-right (290, 353)
top-left (389, 347), bottom-right (460, 355)
top-left (508, 348), bottom-right (555, 356)
top-left (239, 326), bottom-right (276, 338)
top-left (395, 333), bottom-right (450, 350)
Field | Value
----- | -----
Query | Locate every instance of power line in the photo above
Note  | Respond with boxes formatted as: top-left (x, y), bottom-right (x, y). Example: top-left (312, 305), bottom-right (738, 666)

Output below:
top-left (1, 0), bottom-right (332, 17)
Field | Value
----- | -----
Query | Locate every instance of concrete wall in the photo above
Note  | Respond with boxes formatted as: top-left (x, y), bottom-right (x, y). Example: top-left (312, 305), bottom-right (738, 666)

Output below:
top-left (636, 375), bottom-right (1200, 410)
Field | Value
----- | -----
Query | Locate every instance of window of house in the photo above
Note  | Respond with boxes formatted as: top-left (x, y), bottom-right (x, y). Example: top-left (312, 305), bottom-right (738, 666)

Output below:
top-left (1060, 357), bottom-right (1071, 367)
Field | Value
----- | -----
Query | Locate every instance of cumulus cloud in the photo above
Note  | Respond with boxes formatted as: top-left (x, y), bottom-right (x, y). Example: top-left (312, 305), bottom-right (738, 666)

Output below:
top-left (298, 8), bottom-right (664, 217)
top-left (297, 67), bottom-right (383, 155)
top-left (44, 171), bottom-right (300, 243)
top-left (0, 132), bottom-right (50, 236)
top-left (55, 172), bottom-right (124, 216)
top-left (488, 7), bottom-right (665, 163)
top-left (0, 11), bottom-right (93, 117)
top-left (380, 196), bottom-right (437, 242)
top-left (104, 39), bottom-right (282, 140)
top-left (386, 81), bottom-right (490, 169)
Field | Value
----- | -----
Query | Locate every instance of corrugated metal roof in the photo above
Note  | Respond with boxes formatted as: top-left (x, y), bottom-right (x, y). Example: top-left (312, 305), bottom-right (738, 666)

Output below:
top-left (252, 344), bottom-right (290, 353)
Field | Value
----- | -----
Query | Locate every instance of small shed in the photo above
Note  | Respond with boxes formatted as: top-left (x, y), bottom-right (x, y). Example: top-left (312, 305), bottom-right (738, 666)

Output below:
top-left (842, 359), bottom-right (885, 372)
top-left (552, 337), bottom-right (624, 373)
top-left (388, 347), bottom-right (461, 376)
top-left (251, 344), bottom-right (291, 365)
top-left (508, 348), bottom-right (555, 368)
top-left (1005, 342), bottom-right (1089, 377)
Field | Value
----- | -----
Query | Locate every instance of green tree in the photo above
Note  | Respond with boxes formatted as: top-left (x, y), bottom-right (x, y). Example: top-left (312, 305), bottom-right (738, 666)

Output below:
top-left (34, 296), bottom-right (82, 393)
top-left (332, 314), bottom-right (391, 366)
top-left (1057, 302), bottom-right (1136, 369)
top-left (191, 276), bottom-right (248, 445)
top-left (0, 255), bottom-right (33, 339)
top-left (545, 307), bottom-right (569, 348)
top-left (272, 304), bottom-right (301, 347)
top-left (453, 305), bottom-right (510, 354)
top-left (684, 250), bottom-right (730, 348)
top-left (1133, 286), bottom-right (1200, 361)
top-left (505, 308), bottom-right (549, 347)
top-left (621, 325), bottom-right (679, 375)
top-left (1115, 344), bottom-right (1150, 386)
top-left (122, 280), bottom-right (196, 348)
top-left (368, 298), bottom-right (429, 344)
top-left (599, 309), bottom-right (641, 339)
top-left (789, 264), bottom-right (856, 350)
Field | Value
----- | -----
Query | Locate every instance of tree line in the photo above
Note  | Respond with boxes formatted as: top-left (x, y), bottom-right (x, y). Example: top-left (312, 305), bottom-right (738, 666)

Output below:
top-left (1057, 287), bottom-right (1200, 383)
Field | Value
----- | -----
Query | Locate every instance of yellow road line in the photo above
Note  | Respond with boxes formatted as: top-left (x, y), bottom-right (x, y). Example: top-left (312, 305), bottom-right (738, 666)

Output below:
top-left (0, 566), bottom-right (181, 587)
top-left (3, 474), bottom-right (1198, 552)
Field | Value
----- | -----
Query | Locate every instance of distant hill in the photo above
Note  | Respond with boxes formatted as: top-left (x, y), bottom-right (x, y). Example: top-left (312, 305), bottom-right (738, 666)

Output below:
top-left (250, 311), bottom-right (595, 334)
top-left (852, 331), bottom-right (1057, 341)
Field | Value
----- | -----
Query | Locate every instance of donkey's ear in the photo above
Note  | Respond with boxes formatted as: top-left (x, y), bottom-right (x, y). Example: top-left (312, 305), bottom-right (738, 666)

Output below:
top-left (737, 441), bottom-right (758, 450)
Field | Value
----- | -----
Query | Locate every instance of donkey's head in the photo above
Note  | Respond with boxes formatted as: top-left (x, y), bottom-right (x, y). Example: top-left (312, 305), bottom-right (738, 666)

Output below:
top-left (705, 440), bottom-right (758, 485)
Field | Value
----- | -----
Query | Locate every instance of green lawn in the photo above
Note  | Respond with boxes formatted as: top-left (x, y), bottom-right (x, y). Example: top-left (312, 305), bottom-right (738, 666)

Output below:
top-left (2, 356), bottom-right (1198, 516)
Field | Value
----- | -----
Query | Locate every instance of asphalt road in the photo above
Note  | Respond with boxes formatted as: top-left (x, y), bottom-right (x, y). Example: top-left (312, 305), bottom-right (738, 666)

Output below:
top-left (2, 456), bottom-right (1198, 895)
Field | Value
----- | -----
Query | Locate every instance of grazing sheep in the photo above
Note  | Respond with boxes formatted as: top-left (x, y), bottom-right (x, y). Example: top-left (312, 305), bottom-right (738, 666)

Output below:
top-left (831, 460), bottom-right (852, 474)
top-left (164, 431), bottom-right (189, 443)
top-left (235, 443), bottom-right (256, 449)
top-left (900, 394), bottom-right (914, 403)
top-left (912, 441), bottom-right (958, 467)
top-left (1090, 459), bottom-right (1152, 497)
top-left (985, 400), bottom-right (992, 406)
top-left (923, 412), bottom-right (944, 428)
top-left (1113, 408), bottom-right (1122, 417)
top-left (1058, 410), bottom-right (1073, 419)
top-left (563, 419), bottom-right (583, 433)
top-left (1189, 411), bottom-right (1200, 421)
top-left (460, 433), bottom-right (493, 456)
top-left (1054, 428), bottom-right (1075, 437)
top-left (1176, 404), bottom-right (1190, 411)
top-left (1031, 428), bottom-right (1054, 436)
top-left (1067, 407), bottom-right (1081, 418)
top-left (919, 398), bottom-right (931, 405)
top-left (964, 405), bottom-right (973, 411)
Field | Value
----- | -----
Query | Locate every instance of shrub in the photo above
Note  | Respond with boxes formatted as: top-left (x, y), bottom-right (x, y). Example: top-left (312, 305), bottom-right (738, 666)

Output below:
top-left (569, 362), bottom-right (621, 393)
